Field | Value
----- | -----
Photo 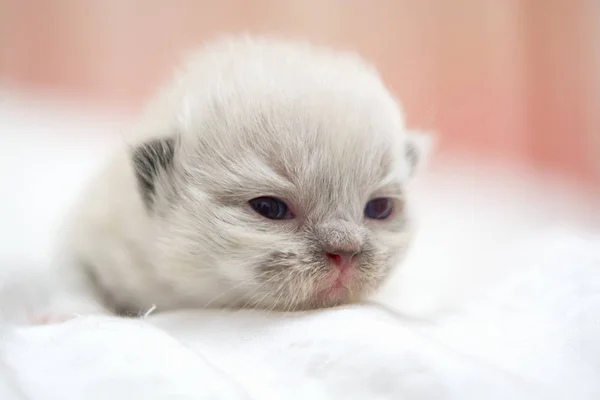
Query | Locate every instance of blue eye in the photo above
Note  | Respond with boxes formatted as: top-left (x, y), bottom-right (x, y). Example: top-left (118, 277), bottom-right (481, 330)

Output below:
top-left (249, 196), bottom-right (293, 220)
top-left (364, 198), bottom-right (394, 220)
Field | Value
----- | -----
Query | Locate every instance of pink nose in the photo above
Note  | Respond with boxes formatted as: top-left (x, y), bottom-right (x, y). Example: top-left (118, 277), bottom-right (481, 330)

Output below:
top-left (325, 251), bottom-right (358, 270)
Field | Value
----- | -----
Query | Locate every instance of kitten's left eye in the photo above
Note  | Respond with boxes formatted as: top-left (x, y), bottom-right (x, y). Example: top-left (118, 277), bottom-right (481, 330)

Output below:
top-left (364, 198), bottom-right (394, 220)
top-left (249, 196), bottom-right (294, 220)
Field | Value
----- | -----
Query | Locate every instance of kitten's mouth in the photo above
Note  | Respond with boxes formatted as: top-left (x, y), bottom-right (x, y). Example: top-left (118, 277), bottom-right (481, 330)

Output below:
top-left (318, 271), bottom-right (352, 303)
top-left (259, 263), bottom-right (369, 310)
top-left (323, 282), bottom-right (349, 301)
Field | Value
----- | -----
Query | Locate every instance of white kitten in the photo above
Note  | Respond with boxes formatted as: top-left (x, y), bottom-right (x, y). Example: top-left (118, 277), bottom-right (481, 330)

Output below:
top-left (46, 35), bottom-right (430, 319)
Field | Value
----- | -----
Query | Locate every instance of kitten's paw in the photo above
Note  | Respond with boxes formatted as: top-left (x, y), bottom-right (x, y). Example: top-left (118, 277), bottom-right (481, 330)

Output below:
top-left (29, 299), bottom-right (110, 326)
top-left (30, 312), bottom-right (79, 325)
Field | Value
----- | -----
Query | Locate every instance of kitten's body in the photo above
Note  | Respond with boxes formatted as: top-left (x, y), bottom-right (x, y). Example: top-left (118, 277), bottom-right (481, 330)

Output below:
top-left (50, 35), bottom-right (429, 318)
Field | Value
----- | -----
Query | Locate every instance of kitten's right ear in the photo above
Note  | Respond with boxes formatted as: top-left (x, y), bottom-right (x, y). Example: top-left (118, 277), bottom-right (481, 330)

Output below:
top-left (131, 137), bottom-right (176, 208)
top-left (405, 130), bottom-right (434, 177)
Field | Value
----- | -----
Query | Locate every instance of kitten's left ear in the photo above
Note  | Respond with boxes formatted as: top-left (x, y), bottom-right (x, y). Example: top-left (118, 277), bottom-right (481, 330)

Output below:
top-left (405, 130), bottom-right (434, 177)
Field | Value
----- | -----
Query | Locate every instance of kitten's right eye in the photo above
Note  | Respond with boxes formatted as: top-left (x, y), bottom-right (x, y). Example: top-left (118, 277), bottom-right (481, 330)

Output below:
top-left (249, 196), bottom-right (293, 220)
top-left (364, 197), bottom-right (394, 220)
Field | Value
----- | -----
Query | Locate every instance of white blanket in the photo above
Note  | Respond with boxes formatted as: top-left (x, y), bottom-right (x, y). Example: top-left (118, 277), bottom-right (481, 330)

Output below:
top-left (1, 91), bottom-right (599, 399)
top-left (2, 229), bottom-right (599, 400)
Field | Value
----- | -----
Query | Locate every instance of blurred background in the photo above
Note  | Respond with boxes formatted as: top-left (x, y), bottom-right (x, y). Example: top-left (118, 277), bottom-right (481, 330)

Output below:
top-left (1, 0), bottom-right (599, 193)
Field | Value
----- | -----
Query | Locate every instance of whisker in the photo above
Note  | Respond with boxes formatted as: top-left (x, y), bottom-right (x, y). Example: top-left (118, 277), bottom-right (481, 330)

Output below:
top-left (236, 273), bottom-right (280, 312)
top-left (267, 283), bottom-right (287, 315)
top-left (249, 291), bottom-right (272, 311)
top-left (202, 279), bottom-right (252, 309)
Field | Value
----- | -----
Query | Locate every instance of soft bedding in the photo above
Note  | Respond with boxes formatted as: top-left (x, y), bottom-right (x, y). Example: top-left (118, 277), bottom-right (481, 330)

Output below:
top-left (1, 228), bottom-right (599, 400)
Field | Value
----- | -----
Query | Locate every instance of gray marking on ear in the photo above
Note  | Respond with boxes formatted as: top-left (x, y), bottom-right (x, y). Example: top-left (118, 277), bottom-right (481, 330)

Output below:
top-left (132, 137), bottom-right (176, 208)
top-left (405, 142), bottom-right (419, 171)
top-left (405, 131), bottom-right (433, 177)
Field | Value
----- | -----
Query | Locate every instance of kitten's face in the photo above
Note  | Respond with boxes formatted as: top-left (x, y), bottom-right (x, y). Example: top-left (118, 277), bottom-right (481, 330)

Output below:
top-left (132, 39), bottom-right (428, 311)
top-left (135, 98), bottom-right (424, 311)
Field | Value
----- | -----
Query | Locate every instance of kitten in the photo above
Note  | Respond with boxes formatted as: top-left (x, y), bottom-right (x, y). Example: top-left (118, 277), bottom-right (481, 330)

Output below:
top-left (45, 35), bottom-right (431, 319)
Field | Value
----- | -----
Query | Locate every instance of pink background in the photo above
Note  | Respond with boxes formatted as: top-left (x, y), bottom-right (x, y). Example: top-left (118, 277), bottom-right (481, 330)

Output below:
top-left (2, 0), bottom-right (598, 188)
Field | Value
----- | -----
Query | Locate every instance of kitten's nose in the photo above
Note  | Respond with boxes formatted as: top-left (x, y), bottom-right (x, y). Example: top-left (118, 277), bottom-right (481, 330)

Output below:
top-left (325, 250), bottom-right (359, 270)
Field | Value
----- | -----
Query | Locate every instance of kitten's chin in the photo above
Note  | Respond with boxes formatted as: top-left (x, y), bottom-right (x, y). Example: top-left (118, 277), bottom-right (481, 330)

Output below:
top-left (280, 287), bottom-right (364, 312)
top-left (317, 289), bottom-right (354, 309)
top-left (242, 289), bottom-right (356, 312)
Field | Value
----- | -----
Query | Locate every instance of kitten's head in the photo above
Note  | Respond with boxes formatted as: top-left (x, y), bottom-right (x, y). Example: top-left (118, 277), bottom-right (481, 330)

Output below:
top-left (131, 36), bottom-right (432, 311)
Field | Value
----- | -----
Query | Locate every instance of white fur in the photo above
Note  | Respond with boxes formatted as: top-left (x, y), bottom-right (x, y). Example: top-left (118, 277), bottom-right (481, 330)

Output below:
top-left (52, 35), bottom-right (430, 316)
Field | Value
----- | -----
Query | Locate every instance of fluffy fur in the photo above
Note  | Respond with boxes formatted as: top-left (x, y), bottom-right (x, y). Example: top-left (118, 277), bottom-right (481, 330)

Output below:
top-left (56, 35), bottom-right (430, 316)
